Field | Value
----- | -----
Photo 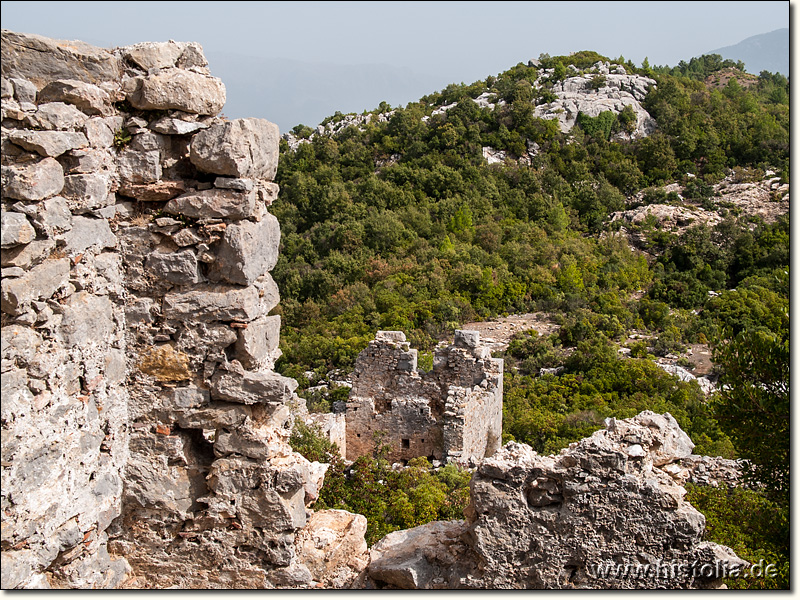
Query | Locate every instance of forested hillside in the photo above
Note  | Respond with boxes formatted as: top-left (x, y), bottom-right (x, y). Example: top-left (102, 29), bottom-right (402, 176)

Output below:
top-left (273, 52), bottom-right (789, 587)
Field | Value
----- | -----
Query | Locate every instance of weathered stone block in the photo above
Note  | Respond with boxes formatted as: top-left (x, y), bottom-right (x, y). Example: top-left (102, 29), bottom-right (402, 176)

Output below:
top-left (1, 258), bottom-right (69, 315)
top-left (190, 118), bottom-right (279, 179)
top-left (1, 238), bottom-right (56, 269)
top-left (1, 30), bottom-right (121, 89)
top-left (59, 291), bottom-right (115, 348)
top-left (9, 77), bottom-right (36, 103)
top-left (24, 102), bottom-right (88, 131)
top-left (62, 173), bottom-right (113, 211)
top-left (59, 215), bottom-right (116, 256)
top-left (1, 211), bottom-right (36, 248)
top-left (163, 188), bottom-right (257, 220)
top-left (210, 368), bottom-right (298, 405)
top-left (162, 284), bottom-right (265, 322)
top-left (136, 345), bottom-right (192, 382)
top-left (168, 386), bottom-right (210, 409)
top-left (126, 70), bottom-right (225, 115)
top-left (234, 315), bottom-right (281, 369)
top-left (207, 213), bottom-right (280, 286)
top-left (117, 180), bottom-right (186, 202)
top-left (8, 130), bottom-right (88, 157)
top-left (31, 196), bottom-right (72, 235)
top-left (1, 157), bottom-right (65, 202)
top-left (149, 115), bottom-right (208, 136)
top-left (144, 249), bottom-right (199, 285)
top-left (116, 147), bottom-right (161, 186)
top-left (83, 117), bottom-right (115, 148)
top-left (38, 79), bottom-right (112, 116)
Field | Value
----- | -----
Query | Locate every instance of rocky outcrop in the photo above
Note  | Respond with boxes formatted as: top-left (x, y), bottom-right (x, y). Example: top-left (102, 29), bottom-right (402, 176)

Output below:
top-left (533, 62), bottom-right (656, 139)
top-left (345, 330), bottom-right (503, 465)
top-left (610, 172), bottom-right (789, 252)
top-left (367, 412), bottom-right (746, 589)
top-left (0, 30), bottom-right (354, 590)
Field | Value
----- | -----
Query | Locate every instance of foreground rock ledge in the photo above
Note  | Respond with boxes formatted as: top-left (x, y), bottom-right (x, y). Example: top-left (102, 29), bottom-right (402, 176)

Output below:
top-left (365, 411), bottom-right (746, 589)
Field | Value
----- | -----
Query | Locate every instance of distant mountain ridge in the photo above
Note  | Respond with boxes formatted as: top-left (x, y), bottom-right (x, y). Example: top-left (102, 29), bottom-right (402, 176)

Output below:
top-left (706, 28), bottom-right (788, 76)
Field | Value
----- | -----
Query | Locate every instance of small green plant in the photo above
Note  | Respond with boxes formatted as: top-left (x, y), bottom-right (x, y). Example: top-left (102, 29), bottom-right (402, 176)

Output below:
top-left (113, 128), bottom-right (132, 149)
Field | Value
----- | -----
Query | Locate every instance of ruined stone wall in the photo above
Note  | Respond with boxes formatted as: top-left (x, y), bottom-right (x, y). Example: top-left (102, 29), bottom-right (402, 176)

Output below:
top-left (345, 330), bottom-right (502, 464)
top-left (0, 30), bottom-right (341, 589)
top-left (367, 412), bottom-right (747, 589)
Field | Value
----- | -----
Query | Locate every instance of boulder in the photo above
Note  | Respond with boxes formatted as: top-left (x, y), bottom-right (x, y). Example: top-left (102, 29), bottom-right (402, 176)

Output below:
top-left (207, 212), bottom-right (280, 285)
top-left (149, 115), bottom-right (208, 136)
top-left (190, 118), bottom-right (280, 179)
top-left (126, 70), bottom-right (225, 115)
top-left (296, 510), bottom-right (369, 588)
top-left (1, 157), bottom-right (64, 201)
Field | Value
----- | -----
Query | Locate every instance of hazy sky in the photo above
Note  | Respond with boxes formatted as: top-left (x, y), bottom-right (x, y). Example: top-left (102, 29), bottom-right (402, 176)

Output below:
top-left (0, 1), bottom-right (790, 128)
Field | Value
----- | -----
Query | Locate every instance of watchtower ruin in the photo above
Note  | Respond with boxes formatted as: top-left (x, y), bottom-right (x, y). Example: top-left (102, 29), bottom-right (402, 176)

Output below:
top-left (345, 330), bottom-right (503, 464)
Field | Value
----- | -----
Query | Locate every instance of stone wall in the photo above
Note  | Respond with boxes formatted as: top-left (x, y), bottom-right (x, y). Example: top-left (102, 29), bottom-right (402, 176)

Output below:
top-left (345, 330), bottom-right (502, 464)
top-left (366, 412), bottom-right (747, 589)
top-left (1, 30), bottom-right (349, 589)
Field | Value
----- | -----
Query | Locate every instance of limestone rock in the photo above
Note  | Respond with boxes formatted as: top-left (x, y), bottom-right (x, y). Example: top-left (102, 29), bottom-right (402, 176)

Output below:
top-left (210, 367), bottom-right (298, 406)
top-left (8, 129), bottom-right (89, 157)
top-left (162, 283), bottom-right (266, 322)
top-left (9, 77), bottom-right (36, 103)
top-left (163, 188), bottom-right (257, 220)
top-left (24, 102), bottom-right (89, 131)
top-left (1, 211), bottom-right (36, 248)
top-left (116, 146), bottom-right (161, 186)
top-left (120, 41), bottom-right (207, 71)
top-left (149, 115), bottom-right (208, 136)
top-left (296, 510), bottom-right (370, 588)
top-left (84, 117), bottom-right (115, 148)
top-left (1, 157), bottom-right (65, 201)
top-left (62, 172), bottom-right (113, 211)
top-left (38, 79), bottom-right (113, 116)
top-left (368, 411), bottom-right (744, 589)
top-left (30, 196), bottom-right (72, 236)
top-left (1, 238), bottom-right (56, 269)
top-left (1, 30), bottom-right (121, 89)
top-left (190, 118), bottom-right (280, 179)
top-left (1, 258), bottom-right (69, 315)
top-left (144, 249), bottom-right (199, 285)
top-left (234, 315), bottom-right (282, 370)
top-left (126, 70), bottom-right (225, 115)
top-left (59, 215), bottom-right (116, 256)
top-left (368, 521), bottom-right (474, 589)
top-left (207, 212), bottom-right (280, 285)
top-left (118, 180), bottom-right (186, 202)
top-left (59, 291), bottom-right (115, 348)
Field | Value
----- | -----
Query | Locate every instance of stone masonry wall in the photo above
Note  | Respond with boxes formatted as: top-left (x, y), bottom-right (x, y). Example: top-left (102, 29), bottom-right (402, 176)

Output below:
top-left (345, 330), bottom-right (502, 464)
top-left (1, 30), bottom-right (344, 589)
